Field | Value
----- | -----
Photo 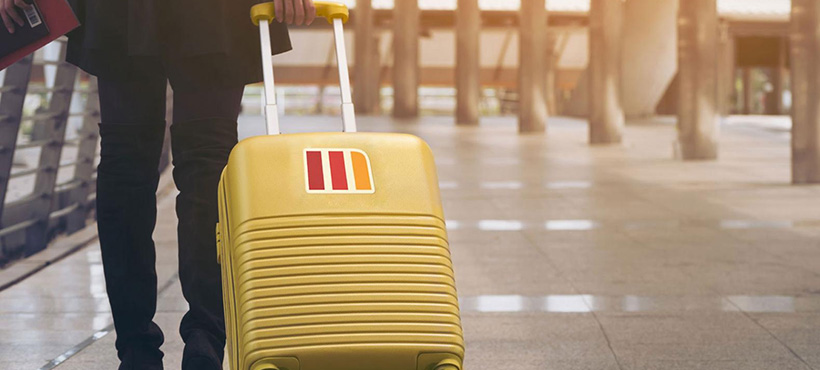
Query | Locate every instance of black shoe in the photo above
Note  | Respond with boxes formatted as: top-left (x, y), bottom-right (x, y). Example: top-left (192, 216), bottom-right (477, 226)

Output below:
top-left (118, 344), bottom-right (165, 370)
top-left (181, 330), bottom-right (224, 370)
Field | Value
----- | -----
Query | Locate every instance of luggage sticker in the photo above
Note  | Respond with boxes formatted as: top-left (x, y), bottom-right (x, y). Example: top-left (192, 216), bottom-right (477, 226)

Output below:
top-left (304, 149), bottom-right (375, 194)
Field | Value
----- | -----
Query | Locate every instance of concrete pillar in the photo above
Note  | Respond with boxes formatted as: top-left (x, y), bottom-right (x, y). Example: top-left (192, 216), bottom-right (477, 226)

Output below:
top-left (772, 65), bottom-right (784, 114)
top-left (545, 31), bottom-right (558, 116)
top-left (742, 67), bottom-right (752, 114)
top-left (370, 34), bottom-right (382, 112)
top-left (393, 0), bottom-right (419, 118)
top-left (774, 37), bottom-right (787, 115)
top-left (518, 0), bottom-right (548, 133)
top-left (718, 21), bottom-right (736, 116)
top-left (456, 0), bottom-right (481, 125)
top-left (676, 0), bottom-right (719, 160)
top-left (790, 0), bottom-right (820, 183)
top-left (354, 0), bottom-right (379, 114)
top-left (589, 0), bottom-right (625, 144)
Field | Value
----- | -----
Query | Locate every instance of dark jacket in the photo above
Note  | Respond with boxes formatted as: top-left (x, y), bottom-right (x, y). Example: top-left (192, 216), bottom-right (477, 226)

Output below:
top-left (66, 0), bottom-right (291, 90)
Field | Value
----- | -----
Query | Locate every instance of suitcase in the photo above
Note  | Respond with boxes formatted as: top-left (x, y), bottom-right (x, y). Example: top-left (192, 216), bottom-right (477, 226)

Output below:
top-left (215, 3), bottom-right (465, 370)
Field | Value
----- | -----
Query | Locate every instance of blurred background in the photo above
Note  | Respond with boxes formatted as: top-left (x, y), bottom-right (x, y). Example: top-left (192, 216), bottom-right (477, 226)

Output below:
top-left (5, 0), bottom-right (801, 251)
top-left (6, 0), bottom-right (820, 369)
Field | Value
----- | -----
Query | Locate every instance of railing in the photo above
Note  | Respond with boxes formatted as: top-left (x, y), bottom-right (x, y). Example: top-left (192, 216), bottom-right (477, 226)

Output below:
top-left (0, 40), bottom-right (125, 265)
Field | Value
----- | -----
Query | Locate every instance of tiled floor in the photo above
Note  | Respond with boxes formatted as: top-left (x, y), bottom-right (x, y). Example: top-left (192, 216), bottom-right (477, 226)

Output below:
top-left (2, 115), bottom-right (820, 370)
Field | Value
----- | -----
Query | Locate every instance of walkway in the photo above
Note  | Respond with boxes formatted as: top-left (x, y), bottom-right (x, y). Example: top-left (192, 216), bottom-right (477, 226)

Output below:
top-left (2, 115), bottom-right (820, 370)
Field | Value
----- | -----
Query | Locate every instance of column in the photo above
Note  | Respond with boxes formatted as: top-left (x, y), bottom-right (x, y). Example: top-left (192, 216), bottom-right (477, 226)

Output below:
top-left (774, 37), bottom-right (787, 115)
top-left (355, 0), bottom-right (379, 114)
top-left (369, 34), bottom-right (383, 112)
top-left (718, 21), bottom-right (736, 116)
top-left (456, 0), bottom-right (481, 125)
top-left (518, 0), bottom-right (548, 133)
top-left (677, 0), bottom-right (719, 160)
top-left (791, 0), bottom-right (820, 183)
top-left (545, 31), bottom-right (559, 116)
top-left (393, 0), bottom-right (420, 118)
top-left (589, 0), bottom-right (625, 144)
top-left (742, 67), bottom-right (752, 114)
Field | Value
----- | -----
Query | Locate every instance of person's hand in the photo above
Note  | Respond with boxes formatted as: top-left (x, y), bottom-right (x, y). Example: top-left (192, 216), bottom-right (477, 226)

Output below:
top-left (1, 0), bottom-right (29, 34)
top-left (273, 0), bottom-right (316, 26)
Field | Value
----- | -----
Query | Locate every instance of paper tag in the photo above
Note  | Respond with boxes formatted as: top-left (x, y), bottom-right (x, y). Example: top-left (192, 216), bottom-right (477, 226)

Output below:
top-left (23, 5), bottom-right (42, 28)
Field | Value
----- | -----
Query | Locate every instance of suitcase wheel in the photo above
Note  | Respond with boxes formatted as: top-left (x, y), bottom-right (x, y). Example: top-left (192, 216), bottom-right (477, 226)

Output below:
top-left (250, 357), bottom-right (299, 370)
top-left (436, 365), bottom-right (460, 370)
top-left (434, 359), bottom-right (461, 370)
top-left (251, 365), bottom-right (279, 370)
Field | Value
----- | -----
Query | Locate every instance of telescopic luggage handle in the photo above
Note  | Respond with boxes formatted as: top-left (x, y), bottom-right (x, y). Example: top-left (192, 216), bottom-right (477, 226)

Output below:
top-left (251, 1), bottom-right (357, 135)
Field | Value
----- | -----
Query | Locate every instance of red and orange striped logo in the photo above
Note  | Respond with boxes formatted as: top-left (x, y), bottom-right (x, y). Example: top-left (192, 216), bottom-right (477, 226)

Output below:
top-left (304, 149), bottom-right (375, 193)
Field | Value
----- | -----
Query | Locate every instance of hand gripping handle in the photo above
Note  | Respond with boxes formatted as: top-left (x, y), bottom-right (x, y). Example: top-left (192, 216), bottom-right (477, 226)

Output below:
top-left (251, 1), bottom-right (357, 135)
top-left (251, 1), bottom-right (349, 25)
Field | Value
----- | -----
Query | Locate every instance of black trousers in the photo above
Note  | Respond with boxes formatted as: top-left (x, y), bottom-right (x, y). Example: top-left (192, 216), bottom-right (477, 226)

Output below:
top-left (97, 75), bottom-right (243, 368)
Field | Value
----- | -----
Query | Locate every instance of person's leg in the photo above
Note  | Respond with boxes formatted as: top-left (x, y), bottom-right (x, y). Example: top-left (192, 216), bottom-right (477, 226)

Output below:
top-left (97, 76), bottom-right (168, 370)
top-left (170, 86), bottom-right (244, 370)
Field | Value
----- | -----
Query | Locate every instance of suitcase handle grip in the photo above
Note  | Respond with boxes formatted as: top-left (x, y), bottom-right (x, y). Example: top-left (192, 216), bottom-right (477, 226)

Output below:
top-left (251, 1), bottom-right (349, 25)
top-left (253, 1), bottom-right (357, 135)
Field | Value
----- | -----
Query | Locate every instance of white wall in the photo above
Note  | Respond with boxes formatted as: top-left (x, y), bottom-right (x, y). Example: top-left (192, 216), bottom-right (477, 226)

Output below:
top-left (566, 0), bottom-right (678, 118)
top-left (620, 0), bottom-right (677, 117)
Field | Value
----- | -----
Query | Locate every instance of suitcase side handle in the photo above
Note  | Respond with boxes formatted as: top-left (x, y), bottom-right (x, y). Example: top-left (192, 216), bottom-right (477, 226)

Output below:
top-left (252, 1), bottom-right (357, 135)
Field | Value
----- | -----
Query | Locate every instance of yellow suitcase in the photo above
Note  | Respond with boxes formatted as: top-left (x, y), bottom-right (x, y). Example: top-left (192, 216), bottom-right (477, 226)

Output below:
top-left (215, 3), bottom-right (464, 370)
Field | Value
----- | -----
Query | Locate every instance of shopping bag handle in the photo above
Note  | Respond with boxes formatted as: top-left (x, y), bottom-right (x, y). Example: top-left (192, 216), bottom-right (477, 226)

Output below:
top-left (251, 1), bottom-right (349, 25)
top-left (251, 1), bottom-right (356, 135)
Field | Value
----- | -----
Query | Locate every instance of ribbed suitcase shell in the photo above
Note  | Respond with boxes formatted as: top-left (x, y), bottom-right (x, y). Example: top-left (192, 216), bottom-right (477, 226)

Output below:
top-left (216, 132), bottom-right (464, 370)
